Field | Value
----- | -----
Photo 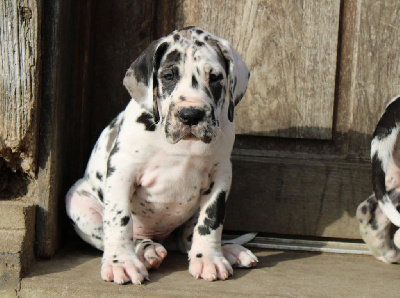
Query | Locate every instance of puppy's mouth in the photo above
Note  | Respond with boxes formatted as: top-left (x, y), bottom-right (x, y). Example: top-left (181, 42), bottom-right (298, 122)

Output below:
top-left (166, 126), bottom-right (214, 144)
top-left (182, 132), bottom-right (200, 141)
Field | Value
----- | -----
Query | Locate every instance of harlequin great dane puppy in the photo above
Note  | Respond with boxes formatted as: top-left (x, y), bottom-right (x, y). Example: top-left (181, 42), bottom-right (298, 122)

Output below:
top-left (357, 95), bottom-right (400, 263)
top-left (66, 27), bottom-right (258, 284)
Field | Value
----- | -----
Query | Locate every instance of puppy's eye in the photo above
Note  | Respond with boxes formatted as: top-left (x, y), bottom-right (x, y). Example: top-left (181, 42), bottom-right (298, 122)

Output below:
top-left (162, 70), bottom-right (174, 82)
top-left (209, 73), bottom-right (222, 83)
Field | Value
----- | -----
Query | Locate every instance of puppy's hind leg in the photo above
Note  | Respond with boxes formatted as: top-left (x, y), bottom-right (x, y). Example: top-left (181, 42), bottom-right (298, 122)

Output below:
top-left (66, 179), bottom-right (104, 250)
top-left (357, 195), bottom-right (400, 263)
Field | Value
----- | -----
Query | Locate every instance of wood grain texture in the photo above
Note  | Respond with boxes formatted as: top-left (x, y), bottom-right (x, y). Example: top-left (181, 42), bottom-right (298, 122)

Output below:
top-left (225, 153), bottom-right (370, 239)
top-left (0, 0), bottom-right (41, 174)
top-left (336, 0), bottom-right (400, 156)
top-left (177, 0), bottom-right (340, 139)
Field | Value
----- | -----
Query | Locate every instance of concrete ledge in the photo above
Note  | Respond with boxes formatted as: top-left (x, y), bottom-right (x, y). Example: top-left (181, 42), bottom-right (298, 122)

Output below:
top-left (20, 242), bottom-right (400, 297)
top-left (0, 201), bottom-right (36, 291)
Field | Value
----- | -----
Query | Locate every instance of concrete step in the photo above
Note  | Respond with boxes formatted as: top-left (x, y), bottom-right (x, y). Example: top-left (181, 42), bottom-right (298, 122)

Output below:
top-left (18, 241), bottom-right (399, 297)
top-left (0, 201), bottom-right (36, 296)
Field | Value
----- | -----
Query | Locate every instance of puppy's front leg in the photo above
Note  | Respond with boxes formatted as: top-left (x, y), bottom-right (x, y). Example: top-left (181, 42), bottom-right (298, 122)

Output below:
top-left (188, 161), bottom-right (233, 281)
top-left (101, 159), bottom-right (148, 285)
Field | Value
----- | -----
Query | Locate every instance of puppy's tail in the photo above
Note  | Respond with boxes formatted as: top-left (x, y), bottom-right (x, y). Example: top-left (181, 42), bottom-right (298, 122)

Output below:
top-left (222, 232), bottom-right (257, 245)
top-left (379, 194), bottom-right (400, 227)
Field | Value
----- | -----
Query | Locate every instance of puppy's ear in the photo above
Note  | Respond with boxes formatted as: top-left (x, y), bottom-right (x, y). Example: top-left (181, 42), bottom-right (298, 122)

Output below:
top-left (123, 40), bottom-right (170, 122)
top-left (214, 39), bottom-right (249, 121)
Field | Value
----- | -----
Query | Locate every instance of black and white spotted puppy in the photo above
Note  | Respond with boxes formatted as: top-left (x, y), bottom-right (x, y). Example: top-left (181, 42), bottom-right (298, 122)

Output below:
top-left (357, 95), bottom-right (400, 263)
top-left (66, 27), bottom-right (258, 284)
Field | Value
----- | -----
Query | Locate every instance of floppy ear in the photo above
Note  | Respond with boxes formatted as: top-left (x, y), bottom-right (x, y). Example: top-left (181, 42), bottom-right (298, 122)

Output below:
top-left (215, 39), bottom-right (250, 121)
top-left (123, 40), bottom-right (170, 122)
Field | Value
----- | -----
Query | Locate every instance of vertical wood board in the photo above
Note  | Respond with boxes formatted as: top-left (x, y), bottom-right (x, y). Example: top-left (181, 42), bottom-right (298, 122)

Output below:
top-left (0, 0), bottom-right (41, 174)
top-left (336, 0), bottom-right (400, 156)
top-left (177, 0), bottom-right (340, 139)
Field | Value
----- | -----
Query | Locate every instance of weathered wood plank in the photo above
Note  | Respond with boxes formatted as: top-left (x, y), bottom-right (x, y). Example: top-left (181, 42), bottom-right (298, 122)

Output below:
top-left (0, 0), bottom-right (41, 175)
top-left (177, 0), bottom-right (340, 139)
top-left (225, 153), bottom-right (370, 239)
top-left (336, 0), bottom-right (400, 157)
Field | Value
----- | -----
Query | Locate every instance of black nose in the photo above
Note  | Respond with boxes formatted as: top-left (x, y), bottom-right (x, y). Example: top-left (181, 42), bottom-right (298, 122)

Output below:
top-left (178, 108), bottom-right (205, 126)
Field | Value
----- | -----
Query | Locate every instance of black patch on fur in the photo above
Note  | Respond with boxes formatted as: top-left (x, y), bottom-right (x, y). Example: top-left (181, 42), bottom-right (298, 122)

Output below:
top-left (97, 188), bottom-right (104, 202)
top-left (197, 191), bottom-right (226, 235)
top-left (203, 191), bottom-right (226, 230)
top-left (137, 112), bottom-right (156, 131)
top-left (361, 205), bottom-right (368, 215)
top-left (96, 171), bottom-right (103, 181)
top-left (198, 225), bottom-right (211, 235)
top-left (372, 152), bottom-right (386, 201)
top-left (160, 67), bottom-right (180, 97)
top-left (173, 34), bottom-right (180, 41)
top-left (195, 29), bottom-right (204, 35)
top-left (373, 96), bottom-right (400, 140)
top-left (121, 216), bottom-right (130, 227)
top-left (196, 253), bottom-right (203, 258)
top-left (192, 75), bottom-right (199, 89)
top-left (165, 50), bottom-right (182, 64)
top-left (209, 75), bottom-right (224, 104)
top-left (195, 40), bottom-right (205, 47)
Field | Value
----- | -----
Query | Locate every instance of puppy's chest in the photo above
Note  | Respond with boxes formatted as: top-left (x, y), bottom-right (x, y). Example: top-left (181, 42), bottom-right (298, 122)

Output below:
top-left (132, 156), bottom-right (211, 227)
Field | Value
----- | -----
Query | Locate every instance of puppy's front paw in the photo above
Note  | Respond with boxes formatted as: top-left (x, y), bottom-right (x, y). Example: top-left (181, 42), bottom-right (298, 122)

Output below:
top-left (222, 244), bottom-right (258, 268)
top-left (135, 239), bottom-right (168, 269)
top-left (101, 252), bottom-right (149, 285)
top-left (188, 251), bottom-right (233, 281)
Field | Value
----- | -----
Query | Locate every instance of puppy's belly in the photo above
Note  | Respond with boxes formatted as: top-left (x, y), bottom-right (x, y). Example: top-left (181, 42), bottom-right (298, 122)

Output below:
top-left (131, 199), bottom-right (199, 240)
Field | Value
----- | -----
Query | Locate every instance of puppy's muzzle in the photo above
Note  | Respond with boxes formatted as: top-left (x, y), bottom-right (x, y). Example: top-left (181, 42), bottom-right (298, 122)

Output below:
top-left (178, 108), bottom-right (206, 126)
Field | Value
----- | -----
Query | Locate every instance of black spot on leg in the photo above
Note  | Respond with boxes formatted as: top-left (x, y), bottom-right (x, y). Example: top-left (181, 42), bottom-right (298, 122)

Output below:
top-left (196, 253), bottom-right (203, 258)
top-left (121, 216), bottom-right (130, 226)
top-left (195, 29), bottom-right (204, 35)
top-left (197, 191), bottom-right (226, 235)
top-left (203, 191), bottom-right (226, 230)
top-left (198, 226), bottom-right (211, 235)
top-left (137, 112), bottom-right (156, 131)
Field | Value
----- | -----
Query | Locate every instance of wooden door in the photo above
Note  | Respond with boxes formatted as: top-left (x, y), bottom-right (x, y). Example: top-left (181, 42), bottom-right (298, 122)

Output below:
top-left (63, 0), bottom-right (400, 243)
top-left (173, 0), bottom-right (400, 239)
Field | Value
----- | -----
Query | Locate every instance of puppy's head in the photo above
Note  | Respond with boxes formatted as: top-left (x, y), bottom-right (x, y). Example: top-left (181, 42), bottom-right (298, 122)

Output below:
top-left (123, 27), bottom-right (249, 144)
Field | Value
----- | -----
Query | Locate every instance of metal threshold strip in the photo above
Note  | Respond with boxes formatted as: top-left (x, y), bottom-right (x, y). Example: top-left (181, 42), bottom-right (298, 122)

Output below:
top-left (223, 234), bottom-right (372, 255)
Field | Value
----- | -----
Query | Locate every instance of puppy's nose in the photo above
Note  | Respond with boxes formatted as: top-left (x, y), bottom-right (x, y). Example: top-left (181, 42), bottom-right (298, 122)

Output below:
top-left (178, 108), bottom-right (205, 126)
